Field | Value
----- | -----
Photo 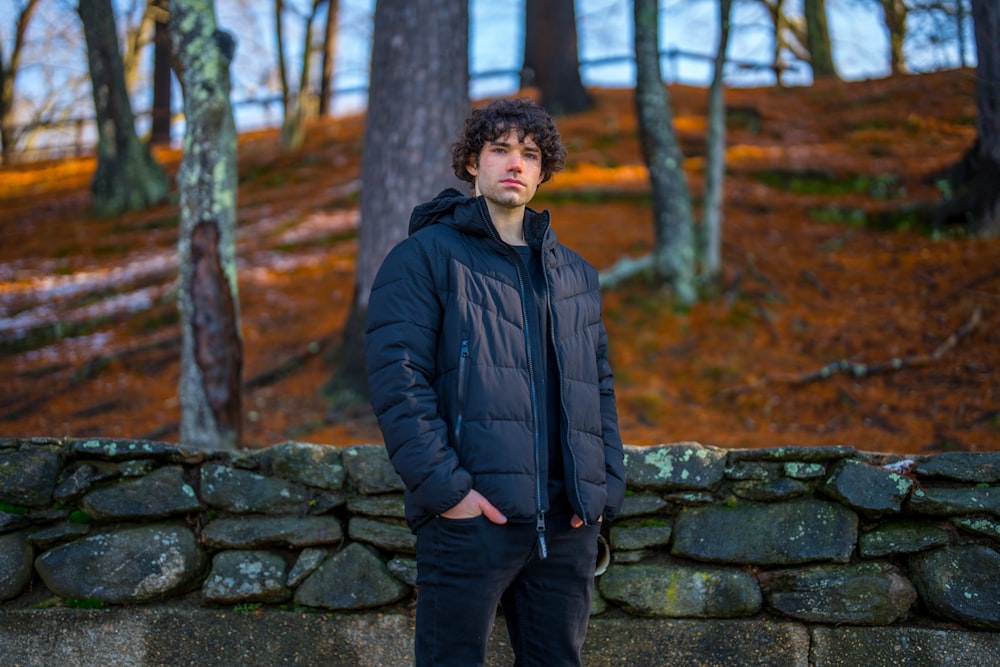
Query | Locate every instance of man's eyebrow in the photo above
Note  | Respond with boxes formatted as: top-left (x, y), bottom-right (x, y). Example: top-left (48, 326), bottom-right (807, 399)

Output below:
top-left (488, 139), bottom-right (540, 156)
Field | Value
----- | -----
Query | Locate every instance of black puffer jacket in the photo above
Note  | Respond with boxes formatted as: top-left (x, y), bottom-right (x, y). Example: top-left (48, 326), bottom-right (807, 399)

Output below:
top-left (365, 188), bottom-right (626, 531)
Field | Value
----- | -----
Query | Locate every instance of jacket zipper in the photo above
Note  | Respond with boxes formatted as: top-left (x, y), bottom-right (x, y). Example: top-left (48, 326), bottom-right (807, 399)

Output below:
top-left (454, 338), bottom-right (469, 444)
top-left (477, 198), bottom-right (548, 558)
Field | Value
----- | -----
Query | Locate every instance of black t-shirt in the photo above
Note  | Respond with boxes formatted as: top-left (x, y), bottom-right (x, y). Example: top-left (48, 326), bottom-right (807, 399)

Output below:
top-left (514, 245), bottom-right (569, 516)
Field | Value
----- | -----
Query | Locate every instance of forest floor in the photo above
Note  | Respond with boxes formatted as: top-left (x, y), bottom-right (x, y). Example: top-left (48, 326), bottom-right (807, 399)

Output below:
top-left (2, 69), bottom-right (998, 455)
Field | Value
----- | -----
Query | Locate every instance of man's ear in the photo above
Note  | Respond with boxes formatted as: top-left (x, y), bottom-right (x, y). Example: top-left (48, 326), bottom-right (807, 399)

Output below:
top-left (466, 155), bottom-right (478, 178)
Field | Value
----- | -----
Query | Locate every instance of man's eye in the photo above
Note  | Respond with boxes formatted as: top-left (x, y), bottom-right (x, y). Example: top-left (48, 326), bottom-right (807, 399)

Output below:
top-left (525, 153), bottom-right (539, 160)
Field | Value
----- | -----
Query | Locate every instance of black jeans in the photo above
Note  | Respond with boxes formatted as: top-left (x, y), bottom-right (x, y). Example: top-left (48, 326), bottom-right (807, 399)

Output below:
top-left (414, 511), bottom-right (600, 667)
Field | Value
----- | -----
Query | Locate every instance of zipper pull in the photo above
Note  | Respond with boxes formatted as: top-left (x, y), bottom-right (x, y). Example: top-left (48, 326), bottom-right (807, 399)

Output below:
top-left (536, 513), bottom-right (548, 560)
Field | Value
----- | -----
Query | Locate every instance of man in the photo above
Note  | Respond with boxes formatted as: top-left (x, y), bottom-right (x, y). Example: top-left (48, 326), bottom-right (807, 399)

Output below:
top-left (365, 97), bottom-right (626, 667)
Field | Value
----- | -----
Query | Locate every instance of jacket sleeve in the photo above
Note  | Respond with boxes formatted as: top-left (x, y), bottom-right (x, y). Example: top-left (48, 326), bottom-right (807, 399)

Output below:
top-left (365, 238), bottom-right (472, 517)
top-left (596, 318), bottom-right (626, 523)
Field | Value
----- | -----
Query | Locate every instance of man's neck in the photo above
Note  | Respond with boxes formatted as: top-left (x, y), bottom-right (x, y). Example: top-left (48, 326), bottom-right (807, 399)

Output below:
top-left (484, 199), bottom-right (527, 246)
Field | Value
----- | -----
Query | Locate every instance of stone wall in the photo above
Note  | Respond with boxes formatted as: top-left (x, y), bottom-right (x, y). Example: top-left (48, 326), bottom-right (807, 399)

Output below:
top-left (1, 437), bottom-right (999, 665)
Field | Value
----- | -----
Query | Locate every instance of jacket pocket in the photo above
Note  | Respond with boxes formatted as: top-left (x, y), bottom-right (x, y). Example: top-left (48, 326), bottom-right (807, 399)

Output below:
top-left (453, 338), bottom-right (470, 444)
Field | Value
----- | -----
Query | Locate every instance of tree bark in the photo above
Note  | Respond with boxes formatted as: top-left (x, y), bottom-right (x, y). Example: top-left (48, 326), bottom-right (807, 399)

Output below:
top-left (701, 0), bottom-right (733, 285)
top-left (880, 0), bottom-right (909, 75)
top-left (278, 0), bottom-right (324, 148)
top-left (804, 0), bottom-right (838, 80)
top-left (318, 0), bottom-right (340, 117)
top-left (633, 0), bottom-right (696, 304)
top-left (78, 0), bottom-right (169, 216)
top-left (325, 0), bottom-right (469, 407)
top-left (170, 0), bottom-right (243, 450)
top-left (521, 0), bottom-right (591, 115)
top-left (0, 0), bottom-right (41, 164)
top-left (970, 0), bottom-right (1000, 237)
top-left (763, 0), bottom-right (787, 86)
top-left (150, 0), bottom-right (172, 145)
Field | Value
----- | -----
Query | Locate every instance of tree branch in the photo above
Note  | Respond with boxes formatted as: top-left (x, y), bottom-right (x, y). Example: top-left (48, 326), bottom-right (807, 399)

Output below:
top-left (716, 307), bottom-right (983, 399)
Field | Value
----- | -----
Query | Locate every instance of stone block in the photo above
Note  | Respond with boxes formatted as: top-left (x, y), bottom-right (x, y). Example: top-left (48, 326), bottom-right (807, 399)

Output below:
top-left (759, 562), bottom-right (916, 625)
top-left (81, 466), bottom-right (201, 519)
top-left (822, 459), bottom-right (913, 516)
top-left (294, 542), bottom-right (410, 610)
top-left (35, 524), bottom-right (205, 604)
top-left (910, 544), bottom-right (1000, 630)
top-left (202, 549), bottom-right (291, 604)
top-left (261, 441), bottom-right (345, 491)
top-left (199, 463), bottom-right (309, 514)
top-left (915, 452), bottom-right (1000, 483)
top-left (811, 626), bottom-right (1000, 667)
top-left (672, 497), bottom-right (857, 565)
top-left (0, 532), bottom-right (32, 601)
top-left (600, 561), bottom-right (761, 618)
top-left (624, 442), bottom-right (727, 491)
top-left (342, 445), bottom-right (404, 494)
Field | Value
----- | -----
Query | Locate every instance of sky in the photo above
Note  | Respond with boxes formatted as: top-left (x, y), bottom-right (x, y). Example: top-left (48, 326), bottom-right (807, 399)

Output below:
top-left (219, 0), bottom-right (976, 129)
top-left (1, 0), bottom-right (977, 144)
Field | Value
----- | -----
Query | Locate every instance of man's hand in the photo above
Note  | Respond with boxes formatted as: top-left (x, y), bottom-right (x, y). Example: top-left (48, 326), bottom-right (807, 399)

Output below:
top-left (441, 489), bottom-right (508, 524)
top-left (570, 514), bottom-right (603, 528)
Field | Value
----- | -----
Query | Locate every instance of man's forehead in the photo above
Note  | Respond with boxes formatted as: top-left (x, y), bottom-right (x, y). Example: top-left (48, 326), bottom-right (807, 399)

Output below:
top-left (489, 130), bottom-right (538, 149)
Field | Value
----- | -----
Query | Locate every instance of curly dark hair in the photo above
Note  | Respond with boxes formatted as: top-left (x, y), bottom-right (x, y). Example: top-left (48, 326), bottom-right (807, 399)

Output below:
top-left (451, 97), bottom-right (567, 187)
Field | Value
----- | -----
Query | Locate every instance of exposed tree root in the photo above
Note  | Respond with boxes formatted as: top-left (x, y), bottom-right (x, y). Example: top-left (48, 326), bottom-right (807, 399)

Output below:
top-left (716, 307), bottom-right (983, 399)
top-left (599, 253), bottom-right (656, 288)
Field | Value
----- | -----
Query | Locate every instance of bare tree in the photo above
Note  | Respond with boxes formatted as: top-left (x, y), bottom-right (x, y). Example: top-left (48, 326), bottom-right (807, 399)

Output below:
top-left (804, 0), bottom-right (838, 79)
top-left (757, 0), bottom-right (814, 82)
top-left (757, 0), bottom-right (789, 85)
top-left (906, 0), bottom-right (973, 70)
top-left (0, 0), bottom-right (41, 163)
top-left (969, 0), bottom-right (999, 236)
top-left (170, 0), bottom-right (243, 449)
top-left (701, 0), bottom-right (734, 285)
top-left (121, 0), bottom-right (158, 90)
top-left (149, 0), bottom-right (171, 145)
top-left (956, 0), bottom-right (971, 67)
top-left (317, 0), bottom-right (339, 117)
top-left (78, 0), bottom-right (169, 216)
top-left (275, 0), bottom-right (324, 148)
top-left (521, 0), bottom-right (591, 115)
top-left (614, 0), bottom-right (696, 304)
top-left (325, 0), bottom-right (469, 407)
top-left (879, 0), bottom-right (909, 74)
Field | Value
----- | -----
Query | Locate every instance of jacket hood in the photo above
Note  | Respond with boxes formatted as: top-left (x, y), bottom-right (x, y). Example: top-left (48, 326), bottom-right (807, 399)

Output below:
top-left (408, 188), bottom-right (554, 249)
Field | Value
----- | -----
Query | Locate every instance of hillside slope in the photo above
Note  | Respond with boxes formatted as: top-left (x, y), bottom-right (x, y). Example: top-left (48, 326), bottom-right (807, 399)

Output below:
top-left (2, 69), bottom-right (998, 454)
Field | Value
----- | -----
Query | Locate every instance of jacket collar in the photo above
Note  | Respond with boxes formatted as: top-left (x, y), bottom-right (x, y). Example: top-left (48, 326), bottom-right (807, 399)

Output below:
top-left (408, 188), bottom-right (555, 251)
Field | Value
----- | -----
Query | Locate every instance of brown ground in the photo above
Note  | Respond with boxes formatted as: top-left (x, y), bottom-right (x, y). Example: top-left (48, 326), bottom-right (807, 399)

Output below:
top-left (2, 69), bottom-right (998, 455)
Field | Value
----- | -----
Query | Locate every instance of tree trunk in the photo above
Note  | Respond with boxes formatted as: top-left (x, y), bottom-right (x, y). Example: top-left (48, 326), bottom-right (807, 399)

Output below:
top-left (273, 0), bottom-right (297, 147)
top-left (880, 0), bottom-right (908, 75)
top-left (78, 0), bottom-right (169, 216)
top-left (279, 0), bottom-right (323, 149)
top-left (804, 0), bottom-right (838, 80)
top-left (150, 0), bottom-right (172, 146)
top-left (1, 0), bottom-right (41, 164)
top-left (170, 0), bottom-right (243, 450)
top-left (958, 0), bottom-right (970, 68)
top-left (318, 0), bottom-right (339, 117)
top-left (521, 0), bottom-right (591, 115)
top-left (701, 0), bottom-right (733, 285)
top-left (763, 0), bottom-right (786, 86)
top-left (324, 0), bottom-right (469, 408)
top-left (970, 0), bottom-right (1000, 237)
top-left (633, 0), bottom-right (696, 304)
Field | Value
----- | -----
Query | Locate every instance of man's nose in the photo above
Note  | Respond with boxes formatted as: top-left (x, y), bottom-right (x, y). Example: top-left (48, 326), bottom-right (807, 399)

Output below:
top-left (508, 153), bottom-right (523, 171)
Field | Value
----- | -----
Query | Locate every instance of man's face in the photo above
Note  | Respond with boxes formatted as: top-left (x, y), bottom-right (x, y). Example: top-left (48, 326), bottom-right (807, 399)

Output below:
top-left (467, 130), bottom-right (544, 210)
